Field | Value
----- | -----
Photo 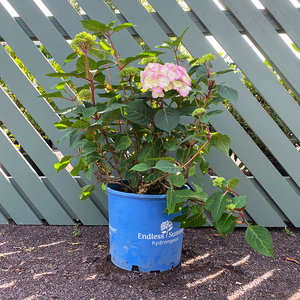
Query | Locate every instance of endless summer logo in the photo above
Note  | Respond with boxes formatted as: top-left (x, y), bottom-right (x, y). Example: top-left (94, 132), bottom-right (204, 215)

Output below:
top-left (137, 221), bottom-right (183, 246)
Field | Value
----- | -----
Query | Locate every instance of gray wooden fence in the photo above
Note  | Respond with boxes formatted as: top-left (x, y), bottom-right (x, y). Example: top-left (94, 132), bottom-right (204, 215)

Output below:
top-left (0, 0), bottom-right (299, 227)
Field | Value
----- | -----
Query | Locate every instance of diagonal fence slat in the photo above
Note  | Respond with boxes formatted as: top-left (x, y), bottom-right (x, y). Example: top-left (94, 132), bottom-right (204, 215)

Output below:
top-left (0, 83), bottom-right (108, 225)
top-left (0, 130), bottom-right (74, 225)
top-left (223, 0), bottom-right (300, 100)
top-left (0, 0), bottom-right (299, 226)
top-left (260, 0), bottom-right (300, 50)
top-left (148, 0), bottom-right (287, 226)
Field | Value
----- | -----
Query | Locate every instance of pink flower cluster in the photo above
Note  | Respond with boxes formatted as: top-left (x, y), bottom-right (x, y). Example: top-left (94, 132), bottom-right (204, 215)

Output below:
top-left (140, 63), bottom-right (192, 98)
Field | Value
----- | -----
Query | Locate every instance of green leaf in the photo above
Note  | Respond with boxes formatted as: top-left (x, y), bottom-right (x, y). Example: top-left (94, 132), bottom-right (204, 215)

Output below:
top-left (130, 163), bottom-right (151, 172)
top-left (138, 141), bottom-right (159, 163)
top-left (154, 107), bottom-right (180, 132)
top-left (85, 152), bottom-right (101, 163)
top-left (71, 120), bottom-right (88, 129)
top-left (79, 184), bottom-right (95, 201)
top-left (55, 107), bottom-right (77, 115)
top-left (200, 115), bottom-right (210, 124)
top-left (204, 192), bottom-right (227, 221)
top-left (45, 71), bottom-right (85, 78)
top-left (81, 141), bottom-right (98, 155)
top-left (164, 140), bottom-right (176, 151)
top-left (70, 131), bottom-right (86, 148)
top-left (199, 157), bottom-right (209, 174)
top-left (82, 106), bottom-right (98, 119)
top-left (167, 185), bottom-right (175, 214)
top-left (206, 110), bottom-right (224, 117)
top-left (211, 133), bottom-right (231, 156)
top-left (115, 135), bottom-right (131, 150)
top-left (64, 52), bottom-right (78, 65)
top-left (131, 177), bottom-right (139, 188)
top-left (125, 171), bottom-right (134, 180)
top-left (54, 120), bottom-right (73, 129)
top-left (86, 164), bottom-right (94, 180)
top-left (70, 159), bottom-right (86, 176)
top-left (145, 133), bottom-right (153, 143)
top-left (180, 211), bottom-right (206, 228)
top-left (173, 189), bottom-right (200, 203)
top-left (172, 214), bottom-right (188, 223)
top-left (54, 155), bottom-right (72, 173)
top-left (80, 20), bottom-right (107, 33)
top-left (167, 173), bottom-right (186, 187)
top-left (126, 100), bottom-right (154, 125)
top-left (113, 23), bottom-right (135, 33)
top-left (154, 160), bottom-right (183, 173)
top-left (216, 85), bottom-right (238, 104)
top-left (232, 195), bottom-right (247, 209)
top-left (188, 165), bottom-right (197, 177)
top-left (37, 91), bottom-right (63, 98)
top-left (214, 213), bottom-right (238, 235)
top-left (93, 72), bottom-right (105, 84)
top-left (123, 51), bottom-right (164, 66)
top-left (172, 25), bottom-right (190, 47)
top-left (227, 178), bottom-right (239, 190)
top-left (194, 172), bottom-right (203, 185)
top-left (245, 225), bottom-right (274, 258)
top-left (76, 56), bottom-right (98, 74)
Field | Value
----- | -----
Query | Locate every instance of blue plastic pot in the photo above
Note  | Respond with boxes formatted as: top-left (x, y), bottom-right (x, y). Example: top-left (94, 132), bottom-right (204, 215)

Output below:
top-left (107, 182), bottom-right (184, 273)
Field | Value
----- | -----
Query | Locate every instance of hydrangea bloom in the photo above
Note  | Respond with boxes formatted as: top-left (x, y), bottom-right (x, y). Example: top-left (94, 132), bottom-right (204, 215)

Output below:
top-left (140, 63), bottom-right (192, 98)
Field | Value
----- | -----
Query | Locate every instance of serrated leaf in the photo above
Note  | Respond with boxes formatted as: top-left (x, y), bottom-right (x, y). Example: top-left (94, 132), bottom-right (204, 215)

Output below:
top-left (86, 164), bottom-right (94, 180)
top-left (204, 191), bottom-right (227, 221)
top-left (232, 195), bottom-right (247, 209)
top-left (172, 214), bottom-right (188, 223)
top-left (188, 165), bottom-right (196, 177)
top-left (113, 23), bottom-right (135, 33)
top-left (214, 213), bottom-right (238, 235)
top-left (115, 135), bottom-right (131, 150)
top-left (173, 189), bottom-right (200, 204)
top-left (227, 178), bottom-right (239, 190)
top-left (79, 184), bottom-right (95, 201)
top-left (37, 91), bottom-right (63, 98)
top-left (82, 106), bottom-right (98, 119)
top-left (76, 55), bottom-right (98, 74)
top-left (211, 133), bottom-right (231, 156)
top-left (64, 52), bottom-right (78, 65)
top-left (193, 172), bottom-right (203, 185)
top-left (164, 140), bottom-right (176, 151)
top-left (172, 25), bottom-right (190, 47)
top-left (70, 158), bottom-right (86, 176)
top-left (180, 212), bottom-right (206, 228)
top-left (130, 163), bottom-right (151, 172)
top-left (93, 72), bottom-right (105, 84)
top-left (199, 158), bottom-right (209, 174)
top-left (81, 141), bottom-right (98, 155)
top-left (167, 173), bottom-right (186, 187)
top-left (85, 152), bottom-right (101, 163)
top-left (80, 20), bottom-right (107, 32)
top-left (216, 85), bottom-right (238, 104)
top-left (54, 155), bottom-right (72, 173)
top-left (154, 160), bottom-right (183, 173)
top-left (71, 120), bottom-right (88, 129)
top-left (126, 100), bottom-right (153, 125)
top-left (167, 185), bottom-right (175, 214)
top-left (206, 110), bottom-right (224, 117)
top-left (245, 225), bottom-right (274, 258)
top-left (154, 107), bottom-right (180, 133)
top-left (138, 141), bottom-right (159, 163)
top-left (145, 133), bottom-right (153, 143)
top-left (122, 50), bottom-right (164, 66)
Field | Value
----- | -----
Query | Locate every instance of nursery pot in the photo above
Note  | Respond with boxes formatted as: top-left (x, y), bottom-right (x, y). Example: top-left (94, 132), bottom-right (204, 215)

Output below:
top-left (107, 182), bottom-right (185, 273)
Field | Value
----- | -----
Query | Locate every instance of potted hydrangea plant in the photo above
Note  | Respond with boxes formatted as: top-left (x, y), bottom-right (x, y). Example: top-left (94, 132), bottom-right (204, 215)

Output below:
top-left (39, 20), bottom-right (273, 272)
